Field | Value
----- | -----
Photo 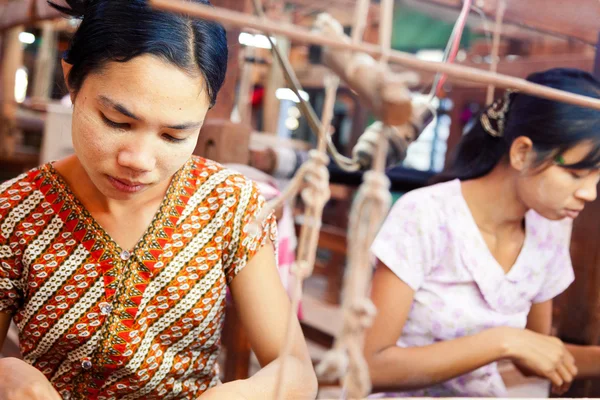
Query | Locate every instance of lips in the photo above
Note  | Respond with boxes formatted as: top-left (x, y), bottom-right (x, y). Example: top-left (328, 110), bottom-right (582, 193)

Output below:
top-left (564, 208), bottom-right (583, 219)
top-left (107, 175), bottom-right (148, 193)
top-left (114, 177), bottom-right (145, 186)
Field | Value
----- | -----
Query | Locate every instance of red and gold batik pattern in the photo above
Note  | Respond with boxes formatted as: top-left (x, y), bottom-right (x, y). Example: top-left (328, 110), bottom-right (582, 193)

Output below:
top-left (0, 156), bottom-right (277, 400)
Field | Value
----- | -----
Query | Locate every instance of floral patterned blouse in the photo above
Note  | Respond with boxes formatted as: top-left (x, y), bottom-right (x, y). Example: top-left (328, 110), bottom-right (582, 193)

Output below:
top-left (370, 179), bottom-right (574, 397)
top-left (0, 156), bottom-right (277, 400)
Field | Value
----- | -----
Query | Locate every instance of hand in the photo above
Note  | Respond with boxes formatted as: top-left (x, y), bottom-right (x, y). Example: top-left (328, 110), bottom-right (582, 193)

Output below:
top-left (498, 328), bottom-right (578, 389)
top-left (513, 361), bottom-right (572, 395)
top-left (0, 357), bottom-right (62, 400)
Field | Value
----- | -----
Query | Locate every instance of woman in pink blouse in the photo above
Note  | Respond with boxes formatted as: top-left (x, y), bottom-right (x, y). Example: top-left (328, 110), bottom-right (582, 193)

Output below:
top-left (366, 68), bottom-right (600, 397)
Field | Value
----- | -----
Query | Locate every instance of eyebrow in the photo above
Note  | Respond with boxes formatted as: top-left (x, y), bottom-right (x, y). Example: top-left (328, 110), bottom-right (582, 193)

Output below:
top-left (98, 95), bottom-right (203, 130)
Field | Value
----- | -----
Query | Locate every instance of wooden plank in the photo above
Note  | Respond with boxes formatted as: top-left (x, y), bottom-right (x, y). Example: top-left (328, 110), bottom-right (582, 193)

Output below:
top-left (300, 320), bottom-right (335, 348)
top-left (399, 53), bottom-right (595, 88)
top-left (0, 0), bottom-right (32, 32)
top-left (416, 0), bottom-right (600, 45)
top-left (34, 0), bottom-right (61, 21)
top-left (206, 0), bottom-right (248, 120)
top-left (222, 301), bottom-right (252, 382)
top-left (595, 32), bottom-right (600, 78)
top-left (0, 26), bottom-right (24, 157)
top-left (301, 54), bottom-right (594, 89)
top-left (286, 0), bottom-right (380, 28)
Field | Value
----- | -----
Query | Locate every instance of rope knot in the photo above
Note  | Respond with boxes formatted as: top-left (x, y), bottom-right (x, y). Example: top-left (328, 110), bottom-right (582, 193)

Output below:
top-left (315, 348), bottom-right (349, 382)
top-left (291, 260), bottom-right (313, 280)
top-left (301, 151), bottom-right (330, 206)
top-left (346, 298), bottom-right (377, 331)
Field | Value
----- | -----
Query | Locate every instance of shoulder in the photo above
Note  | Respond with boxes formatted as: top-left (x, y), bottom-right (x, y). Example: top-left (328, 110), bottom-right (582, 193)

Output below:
top-left (187, 156), bottom-right (265, 206)
top-left (0, 166), bottom-right (46, 244)
top-left (0, 167), bottom-right (44, 214)
top-left (389, 180), bottom-right (459, 219)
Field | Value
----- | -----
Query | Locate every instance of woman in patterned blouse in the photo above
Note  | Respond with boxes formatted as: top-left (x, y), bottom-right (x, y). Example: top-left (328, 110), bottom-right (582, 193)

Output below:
top-left (0, 1), bottom-right (317, 399)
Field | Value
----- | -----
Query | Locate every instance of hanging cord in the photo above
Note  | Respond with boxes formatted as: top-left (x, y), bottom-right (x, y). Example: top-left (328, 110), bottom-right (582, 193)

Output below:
top-left (434, 0), bottom-right (473, 96)
top-left (423, 0), bottom-right (475, 125)
top-left (486, 0), bottom-right (507, 105)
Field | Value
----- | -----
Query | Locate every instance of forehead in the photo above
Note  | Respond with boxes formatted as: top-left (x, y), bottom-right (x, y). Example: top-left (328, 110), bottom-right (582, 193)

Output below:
top-left (82, 54), bottom-right (210, 120)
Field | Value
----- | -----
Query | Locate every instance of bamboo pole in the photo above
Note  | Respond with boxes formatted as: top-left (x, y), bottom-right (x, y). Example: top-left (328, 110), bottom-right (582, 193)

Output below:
top-left (150, 0), bottom-right (600, 111)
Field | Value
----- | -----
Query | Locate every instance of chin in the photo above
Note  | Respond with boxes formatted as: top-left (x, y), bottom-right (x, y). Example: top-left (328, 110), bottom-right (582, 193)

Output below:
top-left (539, 211), bottom-right (565, 221)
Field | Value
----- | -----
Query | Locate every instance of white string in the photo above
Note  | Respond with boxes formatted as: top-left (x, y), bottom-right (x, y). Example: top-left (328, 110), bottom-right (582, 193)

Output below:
top-left (272, 73), bottom-right (339, 400)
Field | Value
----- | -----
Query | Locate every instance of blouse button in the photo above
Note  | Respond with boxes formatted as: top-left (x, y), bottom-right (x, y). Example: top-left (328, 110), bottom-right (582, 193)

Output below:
top-left (120, 250), bottom-right (131, 261)
top-left (99, 302), bottom-right (112, 315)
top-left (81, 357), bottom-right (92, 370)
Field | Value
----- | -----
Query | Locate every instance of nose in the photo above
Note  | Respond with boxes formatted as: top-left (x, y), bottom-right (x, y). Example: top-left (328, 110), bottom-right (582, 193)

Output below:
top-left (116, 137), bottom-right (156, 173)
top-left (575, 179), bottom-right (598, 203)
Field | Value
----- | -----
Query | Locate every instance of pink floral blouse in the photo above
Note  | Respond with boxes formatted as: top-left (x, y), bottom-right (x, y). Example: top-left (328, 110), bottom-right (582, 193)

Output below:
top-left (370, 179), bottom-right (574, 397)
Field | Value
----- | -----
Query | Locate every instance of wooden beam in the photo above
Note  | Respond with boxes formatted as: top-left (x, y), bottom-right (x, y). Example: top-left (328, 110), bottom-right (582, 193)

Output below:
top-left (397, 53), bottom-right (595, 88)
top-left (299, 53), bottom-right (594, 89)
top-left (0, 0), bottom-right (64, 32)
top-left (415, 0), bottom-right (600, 45)
top-left (0, 0), bottom-right (32, 32)
top-left (31, 21), bottom-right (57, 100)
top-left (206, 0), bottom-right (249, 120)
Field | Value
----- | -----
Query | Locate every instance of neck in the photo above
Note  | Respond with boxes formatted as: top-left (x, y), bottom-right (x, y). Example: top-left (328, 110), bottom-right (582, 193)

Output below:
top-left (460, 164), bottom-right (528, 233)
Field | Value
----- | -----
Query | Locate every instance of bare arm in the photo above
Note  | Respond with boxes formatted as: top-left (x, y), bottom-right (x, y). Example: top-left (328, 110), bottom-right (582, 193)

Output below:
top-left (202, 242), bottom-right (317, 399)
top-left (527, 300), bottom-right (600, 379)
top-left (364, 262), bottom-right (511, 391)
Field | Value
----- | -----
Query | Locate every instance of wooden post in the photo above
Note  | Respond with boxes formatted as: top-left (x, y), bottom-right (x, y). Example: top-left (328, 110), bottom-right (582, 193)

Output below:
top-left (31, 21), bottom-right (57, 100)
top-left (206, 0), bottom-right (248, 121)
top-left (262, 3), bottom-right (290, 134)
top-left (594, 31), bottom-right (600, 78)
top-left (0, 26), bottom-right (24, 158)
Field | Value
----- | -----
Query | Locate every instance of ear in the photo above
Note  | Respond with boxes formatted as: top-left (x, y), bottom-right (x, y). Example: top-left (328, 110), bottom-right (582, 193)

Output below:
top-left (509, 136), bottom-right (535, 172)
top-left (61, 59), bottom-right (74, 102)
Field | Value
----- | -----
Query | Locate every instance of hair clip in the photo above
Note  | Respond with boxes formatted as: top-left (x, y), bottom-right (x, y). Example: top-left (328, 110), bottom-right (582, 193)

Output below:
top-left (480, 90), bottom-right (517, 138)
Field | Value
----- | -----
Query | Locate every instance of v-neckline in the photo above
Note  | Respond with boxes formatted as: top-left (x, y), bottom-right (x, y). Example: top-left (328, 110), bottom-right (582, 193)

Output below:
top-left (41, 159), bottom-right (192, 258)
top-left (456, 180), bottom-right (532, 278)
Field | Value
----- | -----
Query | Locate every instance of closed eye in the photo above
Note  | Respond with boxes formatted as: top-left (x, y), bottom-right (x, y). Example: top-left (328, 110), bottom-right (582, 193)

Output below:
top-left (162, 134), bottom-right (186, 143)
top-left (568, 169), bottom-right (588, 179)
top-left (101, 113), bottom-right (130, 130)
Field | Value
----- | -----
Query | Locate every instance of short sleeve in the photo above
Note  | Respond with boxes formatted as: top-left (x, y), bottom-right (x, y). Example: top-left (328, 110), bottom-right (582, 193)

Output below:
top-left (224, 179), bottom-right (278, 284)
top-left (0, 242), bottom-right (22, 314)
top-left (532, 218), bottom-right (575, 304)
top-left (371, 191), bottom-right (438, 291)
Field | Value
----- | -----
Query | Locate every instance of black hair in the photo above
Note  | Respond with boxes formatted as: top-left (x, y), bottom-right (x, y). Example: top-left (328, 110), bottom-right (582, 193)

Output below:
top-left (434, 68), bottom-right (600, 183)
top-left (49, 0), bottom-right (228, 106)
